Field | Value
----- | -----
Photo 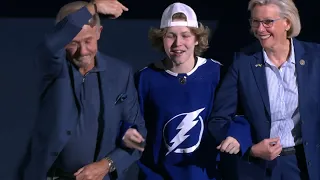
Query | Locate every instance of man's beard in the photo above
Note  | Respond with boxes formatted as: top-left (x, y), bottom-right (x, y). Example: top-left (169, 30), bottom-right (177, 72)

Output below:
top-left (72, 56), bottom-right (92, 69)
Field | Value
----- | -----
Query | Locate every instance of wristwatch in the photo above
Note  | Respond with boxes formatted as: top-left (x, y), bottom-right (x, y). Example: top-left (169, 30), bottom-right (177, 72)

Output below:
top-left (92, 1), bottom-right (97, 14)
top-left (88, 1), bottom-right (98, 25)
top-left (105, 157), bottom-right (116, 172)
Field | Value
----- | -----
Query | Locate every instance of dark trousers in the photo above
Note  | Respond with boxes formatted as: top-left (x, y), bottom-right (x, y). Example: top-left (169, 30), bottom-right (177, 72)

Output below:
top-left (267, 145), bottom-right (309, 180)
top-left (122, 163), bottom-right (140, 180)
top-left (47, 168), bottom-right (75, 180)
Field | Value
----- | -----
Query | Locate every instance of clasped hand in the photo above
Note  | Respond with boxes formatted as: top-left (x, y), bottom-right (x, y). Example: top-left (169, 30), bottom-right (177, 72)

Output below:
top-left (217, 136), bottom-right (241, 154)
top-left (250, 137), bottom-right (282, 160)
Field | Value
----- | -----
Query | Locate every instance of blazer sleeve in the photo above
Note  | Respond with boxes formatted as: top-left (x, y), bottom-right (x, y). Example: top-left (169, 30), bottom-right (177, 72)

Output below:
top-left (106, 68), bottom-right (147, 178)
top-left (35, 7), bottom-right (92, 88)
top-left (116, 69), bottom-right (147, 147)
top-left (116, 69), bottom-right (148, 148)
top-left (208, 53), bottom-right (252, 156)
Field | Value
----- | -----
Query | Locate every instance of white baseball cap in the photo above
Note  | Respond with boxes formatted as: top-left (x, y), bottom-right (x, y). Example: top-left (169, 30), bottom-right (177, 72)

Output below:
top-left (160, 2), bottom-right (198, 28)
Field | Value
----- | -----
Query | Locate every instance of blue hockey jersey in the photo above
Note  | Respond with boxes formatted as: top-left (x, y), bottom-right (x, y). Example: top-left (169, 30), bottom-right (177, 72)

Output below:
top-left (135, 57), bottom-right (222, 180)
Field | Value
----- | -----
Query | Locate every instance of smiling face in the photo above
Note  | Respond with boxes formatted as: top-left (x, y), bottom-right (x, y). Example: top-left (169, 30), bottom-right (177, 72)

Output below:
top-left (250, 4), bottom-right (290, 50)
top-left (162, 24), bottom-right (198, 66)
top-left (65, 24), bottom-right (102, 71)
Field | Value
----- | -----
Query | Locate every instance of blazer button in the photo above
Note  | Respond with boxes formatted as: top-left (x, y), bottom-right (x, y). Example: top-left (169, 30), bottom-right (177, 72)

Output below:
top-left (316, 144), bottom-right (320, 148)
top-left (304, 142), bottom-right (308, 146)
top-left (308, 161), bottom-right (312, 166)
top-left (51, 152), bottom-right (59, 156)
top-left (66, 130), bottom-right (72, 135)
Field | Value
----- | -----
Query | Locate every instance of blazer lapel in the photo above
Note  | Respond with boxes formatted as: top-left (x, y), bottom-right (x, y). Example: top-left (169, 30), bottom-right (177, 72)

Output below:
top-left (67, 61), bottom-right (81, 110)
top-left (96, 53), bottom-right (117, 158)
top-left (249, 39), bottom-right (307, 119)
top-left (293, 39), bottom-right (308, 107)
top-left (250, 51), bottom-right (271, 116)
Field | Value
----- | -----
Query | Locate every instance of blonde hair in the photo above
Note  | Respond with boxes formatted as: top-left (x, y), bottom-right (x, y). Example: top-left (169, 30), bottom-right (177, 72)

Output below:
top-left (148, 13), bottom-right (210, 56)
top-left (248, 0), bottom-right (301, 38)
top-left (55, 1), bottom-right (100, 26)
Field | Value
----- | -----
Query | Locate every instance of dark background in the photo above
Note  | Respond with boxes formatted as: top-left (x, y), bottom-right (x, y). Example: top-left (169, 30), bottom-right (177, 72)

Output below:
top-left (1, 0), bottom-right (319, 179)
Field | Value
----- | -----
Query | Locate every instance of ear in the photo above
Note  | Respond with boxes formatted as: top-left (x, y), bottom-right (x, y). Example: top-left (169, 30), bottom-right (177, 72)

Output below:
top-left (284, 18), bottom-right (291, 31)
top-left (96, 26), bottom-right (103, 40)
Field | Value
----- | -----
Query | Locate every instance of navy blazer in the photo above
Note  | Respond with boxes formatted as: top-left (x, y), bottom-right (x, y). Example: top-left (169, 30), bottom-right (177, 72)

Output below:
top-left (208, 38), bottom-right (320, 179)
top-left (23, 7), bottom-right (146, 180)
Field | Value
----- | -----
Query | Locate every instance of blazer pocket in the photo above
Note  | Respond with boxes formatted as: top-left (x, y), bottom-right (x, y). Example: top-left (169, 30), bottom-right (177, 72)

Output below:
top-left (114, 93), bottom-right (127, 105)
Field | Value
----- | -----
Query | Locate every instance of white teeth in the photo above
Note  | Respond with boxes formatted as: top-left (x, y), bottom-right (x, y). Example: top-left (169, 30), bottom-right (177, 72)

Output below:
top-left (260, 35), bottom-right (270, 39)
top-left (173, 50), bottom-right (183, 53)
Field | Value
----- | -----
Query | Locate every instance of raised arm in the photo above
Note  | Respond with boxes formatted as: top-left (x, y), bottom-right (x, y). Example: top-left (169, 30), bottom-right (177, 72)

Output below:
top-left (36, 5), bottom-right (95, 80)
top-left (36, 0), bottom-right (127, 81)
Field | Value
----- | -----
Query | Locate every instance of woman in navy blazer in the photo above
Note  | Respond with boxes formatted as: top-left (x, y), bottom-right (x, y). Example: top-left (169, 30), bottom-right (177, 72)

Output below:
top-left (208, 0), bottom-right (320, 179)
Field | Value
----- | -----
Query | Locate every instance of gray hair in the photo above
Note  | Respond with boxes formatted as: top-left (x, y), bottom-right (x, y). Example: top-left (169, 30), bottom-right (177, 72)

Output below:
top-left (248, 0), bottom-right (300, 38)
top-left (55, 1), bottom-right (100, 26)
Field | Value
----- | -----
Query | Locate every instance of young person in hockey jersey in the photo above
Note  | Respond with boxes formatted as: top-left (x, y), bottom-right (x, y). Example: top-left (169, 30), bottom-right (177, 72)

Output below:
top-left (121, 2), bottom-right (252, 180)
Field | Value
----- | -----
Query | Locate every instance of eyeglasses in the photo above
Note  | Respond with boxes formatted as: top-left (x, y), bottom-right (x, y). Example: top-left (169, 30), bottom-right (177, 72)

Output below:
top-left (249, 18), bottom-right (281, 28)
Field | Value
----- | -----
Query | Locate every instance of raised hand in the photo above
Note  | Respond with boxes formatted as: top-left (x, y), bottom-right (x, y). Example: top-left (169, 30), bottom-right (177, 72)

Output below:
top-left (87, 0), bottom-right (128, 18)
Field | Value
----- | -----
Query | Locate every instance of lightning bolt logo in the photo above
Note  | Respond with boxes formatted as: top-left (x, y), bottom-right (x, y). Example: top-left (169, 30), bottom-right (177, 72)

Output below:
top-left (163, 108), bottom-right (205, 156)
